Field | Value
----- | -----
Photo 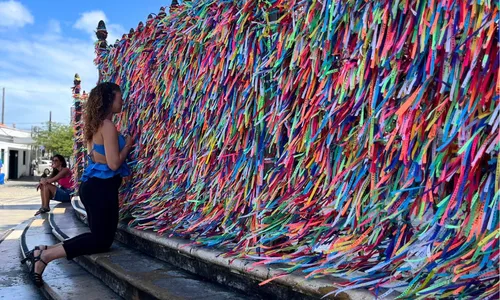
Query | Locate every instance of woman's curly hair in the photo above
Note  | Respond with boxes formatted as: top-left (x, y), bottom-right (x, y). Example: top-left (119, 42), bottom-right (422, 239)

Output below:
top-left (84, 82), bottom-right (121, 142)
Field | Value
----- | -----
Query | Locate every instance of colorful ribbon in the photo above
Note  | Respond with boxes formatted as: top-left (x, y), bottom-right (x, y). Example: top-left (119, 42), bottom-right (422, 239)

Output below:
top-left (92, 1), bottom-right (499, 298)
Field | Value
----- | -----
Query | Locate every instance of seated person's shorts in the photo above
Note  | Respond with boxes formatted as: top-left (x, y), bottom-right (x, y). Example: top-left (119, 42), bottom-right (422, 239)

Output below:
top-left (53, 187), bottom-right (72, 202)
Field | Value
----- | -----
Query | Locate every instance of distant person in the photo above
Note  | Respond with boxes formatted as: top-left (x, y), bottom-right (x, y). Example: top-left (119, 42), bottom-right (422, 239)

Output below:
top-left (35, 154), bottom-right (74, 216)
top-left (0, 159), bottom-right (4, 185)
top-left (22, 82), bottom-right (133, 288)
top-left (31, 160), bottom-right (37, 176)
top-left (40, 168), bottom-right (50, 179)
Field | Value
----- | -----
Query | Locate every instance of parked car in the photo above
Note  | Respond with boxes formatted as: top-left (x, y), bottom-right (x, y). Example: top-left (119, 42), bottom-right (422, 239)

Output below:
top-left (37, 159), bottom-right (52, 175)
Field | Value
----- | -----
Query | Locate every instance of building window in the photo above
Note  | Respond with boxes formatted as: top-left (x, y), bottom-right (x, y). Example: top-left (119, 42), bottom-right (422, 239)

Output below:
top-left (0, 149), bottom-right (4, 163)
top-left (23, 151), bottom-right (26, 165)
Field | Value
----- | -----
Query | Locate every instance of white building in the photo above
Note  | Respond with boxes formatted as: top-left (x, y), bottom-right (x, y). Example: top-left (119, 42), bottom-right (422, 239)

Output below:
top-left (0, 125), bottom-right (35, 179)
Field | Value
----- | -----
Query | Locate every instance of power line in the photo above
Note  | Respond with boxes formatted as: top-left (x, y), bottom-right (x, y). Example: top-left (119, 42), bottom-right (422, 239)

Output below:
top-left (0, 86), bottom-right (71, 94)
top-left (1, 87), bottom-right (4, 124)
top-left (6, 121), bottom-right (70, 125)
top-left (4, 122), bottom-right (47, 125)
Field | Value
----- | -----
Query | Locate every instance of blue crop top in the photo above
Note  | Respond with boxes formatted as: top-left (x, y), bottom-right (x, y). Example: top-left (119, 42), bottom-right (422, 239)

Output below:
top-left (81, 134), bottom-right (130, 182)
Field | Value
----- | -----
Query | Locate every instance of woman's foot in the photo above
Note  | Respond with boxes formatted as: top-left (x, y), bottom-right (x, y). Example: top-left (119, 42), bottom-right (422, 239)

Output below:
top-left (34, 207), bottom-right (50, 216)
top-left (29, 249), bottom-right (48, 287)
top-left (21, 245), bottom-right (48, 264)
top-left (33, 248), bottom-right (48, 273)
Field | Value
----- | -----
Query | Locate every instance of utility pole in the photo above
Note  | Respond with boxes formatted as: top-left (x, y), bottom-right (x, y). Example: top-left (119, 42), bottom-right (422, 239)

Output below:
top-left (1, 87), bottom-right (5, 124)
top-left (49, 111), bottom-right (52, 132)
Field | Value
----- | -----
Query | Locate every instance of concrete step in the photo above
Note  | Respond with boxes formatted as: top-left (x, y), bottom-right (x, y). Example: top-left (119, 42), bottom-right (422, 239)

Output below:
top-left (71, 198), bottom-right (382, 300)
top-left (50, 202), bottom-right (257, 300)
top-left (72, 198), bottom-right (87, 225)
top-left (0, 221), bottom-right (44, 300)
top-left (19, 215), bottom-right (120, 300)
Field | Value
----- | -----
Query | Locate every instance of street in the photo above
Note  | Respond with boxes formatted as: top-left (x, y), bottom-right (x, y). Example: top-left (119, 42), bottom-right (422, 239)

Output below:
top-left (0, 177), bottom-right (45, 299)
top-left (0, 177), bottom-right (41, 237)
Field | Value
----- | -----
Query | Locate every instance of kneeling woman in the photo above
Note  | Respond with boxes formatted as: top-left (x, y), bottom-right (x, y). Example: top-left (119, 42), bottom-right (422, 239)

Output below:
top-left (35, 155), bottom-right (74, 216)
top-left (22, 82), bottom-right (132, 287)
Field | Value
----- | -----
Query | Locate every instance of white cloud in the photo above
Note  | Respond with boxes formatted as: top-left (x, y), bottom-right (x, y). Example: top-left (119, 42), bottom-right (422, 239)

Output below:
top-left (38, 20), bottom-right (63, 41)
top-left (0, 37), bottom-right (98, 129)
top-left (0, 10), bottom-right (127, 130)
top-left (47, 19), bottom-right (61, 34)
top-left (73, 10), bottom-right (105, 32)
top-left (74, 10), bottom-right (124, 43)
top-left (0, 0), bottom-right (34, 28)
top-left (107, 24), bottom-right (126, 43)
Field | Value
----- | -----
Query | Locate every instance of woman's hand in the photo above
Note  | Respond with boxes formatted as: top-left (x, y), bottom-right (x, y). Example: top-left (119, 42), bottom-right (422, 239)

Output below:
top-left (125, 135), bottom-right (133, 147)
top-left (37, 178), bottom-right (48, 191)
top-left (124, 134), bottom-right (134, 153)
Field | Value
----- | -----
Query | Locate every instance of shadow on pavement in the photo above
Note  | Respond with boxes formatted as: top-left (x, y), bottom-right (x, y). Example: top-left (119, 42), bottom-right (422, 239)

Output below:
top-left (0, 204), bottom-right (41, 210)
top-left (10, 176), bottom-right (41, 182)
top-left (3, 183), bottom-right (39, 190)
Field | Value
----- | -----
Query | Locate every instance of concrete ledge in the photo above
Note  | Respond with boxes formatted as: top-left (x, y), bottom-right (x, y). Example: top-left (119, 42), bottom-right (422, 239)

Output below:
top-left (71, 198), bottom-right (87, 225)
top-left (0, 220), bottom-right (44, 300)
top-left (72, 197), bottom-right (382, 300)
top-left (116, 225), bottom-right (379, 300)
top-left (51, 202), bottom-right (256, 300)
top-left (19, 216), bottom-right (119, 300)
top-left (0, 227), bottom-right (14, 243)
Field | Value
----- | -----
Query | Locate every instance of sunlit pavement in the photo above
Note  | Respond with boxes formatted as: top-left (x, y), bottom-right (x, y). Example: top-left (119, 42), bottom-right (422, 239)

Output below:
top-left (0, 178), bottom-right (45, 299)
top-left (0, 178), bottom-right (41, 237)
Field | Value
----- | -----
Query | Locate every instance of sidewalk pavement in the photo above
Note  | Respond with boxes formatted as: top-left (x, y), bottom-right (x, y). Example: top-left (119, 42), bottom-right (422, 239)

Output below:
top-left (0, 177), bottom-right (42, 242)
top-left (0, 221), bottom-right (44, 299)
top-left (0, 177), bottom-right (45, 299)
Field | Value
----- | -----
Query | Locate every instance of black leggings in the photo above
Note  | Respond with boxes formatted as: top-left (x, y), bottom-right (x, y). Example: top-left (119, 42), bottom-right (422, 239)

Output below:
top-left (63, 175), bottom-right (122, 260)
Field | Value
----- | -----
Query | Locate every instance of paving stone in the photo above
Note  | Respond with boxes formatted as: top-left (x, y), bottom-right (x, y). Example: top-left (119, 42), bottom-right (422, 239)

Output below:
top-left (50, 203), bottom-right (257, 300)
top-left (20, 216), bottom-right (120, 299)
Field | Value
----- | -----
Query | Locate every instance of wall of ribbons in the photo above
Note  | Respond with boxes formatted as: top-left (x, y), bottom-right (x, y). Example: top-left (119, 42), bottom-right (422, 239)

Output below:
top-left (93, 1), bottom-right (499, 298)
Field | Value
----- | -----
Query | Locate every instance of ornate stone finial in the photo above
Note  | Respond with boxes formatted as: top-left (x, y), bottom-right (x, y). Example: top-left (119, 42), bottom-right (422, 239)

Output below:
top-left (128, 28), bottom-right (135, 38)
top-left (170, 0), bottom-right (179, 12)
top-left (146, 13), bottom-right (155, 26)
top-left (96, 20), bottom-right (108, 40)
top-left (96, 20), bottom-right (108, 49)
top-left (73, 73), bottom-right (82, 95)
top-left (158, 6), bottom-right (167, 19)
top-left (74, 73), bottom-right (81, 85)
top-left (138, 21), bottom-right (144, 32)
top-left (81, 90), bottom-right (88, 100)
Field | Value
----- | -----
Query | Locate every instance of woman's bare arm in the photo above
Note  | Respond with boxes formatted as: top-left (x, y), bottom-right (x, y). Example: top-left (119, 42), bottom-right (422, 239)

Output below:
top-left (102, 120), bottom-right (131, 171)
top-left (45, 168), bottom-right (70, 184)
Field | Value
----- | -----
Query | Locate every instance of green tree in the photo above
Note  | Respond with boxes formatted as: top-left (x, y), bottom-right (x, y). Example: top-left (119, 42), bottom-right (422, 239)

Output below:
top-left (34, 122), bottom-right (74, 157)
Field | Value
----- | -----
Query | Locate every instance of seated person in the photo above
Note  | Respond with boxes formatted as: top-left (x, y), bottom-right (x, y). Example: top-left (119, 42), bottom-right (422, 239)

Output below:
top-left (35, 155), bottom-right (74, 216)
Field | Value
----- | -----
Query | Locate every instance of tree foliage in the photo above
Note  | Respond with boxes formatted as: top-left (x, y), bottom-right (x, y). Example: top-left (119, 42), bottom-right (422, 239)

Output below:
top-left (34, 122), bottom-right (74, 157)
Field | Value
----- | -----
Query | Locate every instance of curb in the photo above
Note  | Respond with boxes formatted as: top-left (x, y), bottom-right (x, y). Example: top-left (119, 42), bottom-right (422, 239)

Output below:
top-left (18, 219), bottom-right (56, 300)
top-left (20, 216), bottom-right (119, 300)
top-left (51, 202), bottom-right (255, 300)
top-left (72, 198), bottom-right (382, 300)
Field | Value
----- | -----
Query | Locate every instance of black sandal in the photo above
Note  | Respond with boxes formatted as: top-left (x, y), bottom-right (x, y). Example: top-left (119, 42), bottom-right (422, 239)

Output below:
top-left (21, 245), bottom-right (47, 264)
top-left (28, 249), bottom-right (47, 288)
top-left (34, 208), bottom-right (50, 216)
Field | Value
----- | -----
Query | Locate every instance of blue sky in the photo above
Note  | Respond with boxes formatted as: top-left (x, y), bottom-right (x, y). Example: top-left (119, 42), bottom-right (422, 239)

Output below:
top-left (0, 0), bottom-right (172, 130)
